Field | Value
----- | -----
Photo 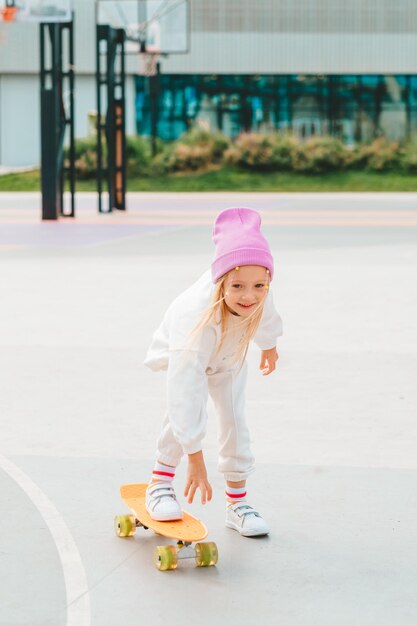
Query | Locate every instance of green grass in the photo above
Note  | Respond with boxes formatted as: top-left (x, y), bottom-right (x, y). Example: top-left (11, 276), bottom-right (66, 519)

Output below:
top-left (0, 170), bottom-right (40, 191)
top-left (1, 167), bottom-right (417, 192)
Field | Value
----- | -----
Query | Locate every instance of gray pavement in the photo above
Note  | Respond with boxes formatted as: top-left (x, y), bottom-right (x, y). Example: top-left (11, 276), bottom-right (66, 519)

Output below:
top-left (1, 192), bottom-right (417, 626)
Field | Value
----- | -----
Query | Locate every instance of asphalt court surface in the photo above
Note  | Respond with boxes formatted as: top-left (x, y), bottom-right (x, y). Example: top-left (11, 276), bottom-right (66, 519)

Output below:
top-left (1, 192), bottom-right (417, 626)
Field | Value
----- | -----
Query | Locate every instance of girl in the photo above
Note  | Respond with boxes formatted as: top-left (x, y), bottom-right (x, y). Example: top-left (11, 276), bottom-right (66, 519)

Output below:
top-left (144, 207), bottom-right (282, 537)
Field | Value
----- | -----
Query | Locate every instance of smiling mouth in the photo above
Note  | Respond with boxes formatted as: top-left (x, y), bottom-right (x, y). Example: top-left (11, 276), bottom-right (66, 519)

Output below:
top-left (238, 303), bottom-right (255, 308)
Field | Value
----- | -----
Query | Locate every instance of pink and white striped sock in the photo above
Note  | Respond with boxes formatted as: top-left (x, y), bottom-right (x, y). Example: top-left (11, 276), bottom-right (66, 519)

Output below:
top-left (225, 486), bottom-right (247, 504)
top-left (151, 461), bottom-right (176, 483)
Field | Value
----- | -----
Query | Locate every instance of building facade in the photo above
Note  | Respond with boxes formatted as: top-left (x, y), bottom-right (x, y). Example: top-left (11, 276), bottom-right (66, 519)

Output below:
top-left (136, 73), bottom-right (417, 145)
top-left (1, 0), bottom-right (417, 165)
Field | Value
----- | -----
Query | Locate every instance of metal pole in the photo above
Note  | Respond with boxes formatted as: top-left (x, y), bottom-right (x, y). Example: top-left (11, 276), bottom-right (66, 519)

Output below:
top-left (56, 23), bottom-right (64, 218)
top-left (68, 18), bottom-right (75, 217)
top-left (114, 33), bottom-right (123, 209)
top-left (40, 18), bottom-right (75, 220)
top-left (405, 74), bottom-right (411, 141)
top-left (106, 29), bottom-right (115, 213)
top-left (96, 25), bottom-right (104, 212)
top-left (149, 64), bottom-right (160, 158)
top-left (117, 28), bottom-right (127, 210)
top-left (40, 23), bottom-right (59, 220)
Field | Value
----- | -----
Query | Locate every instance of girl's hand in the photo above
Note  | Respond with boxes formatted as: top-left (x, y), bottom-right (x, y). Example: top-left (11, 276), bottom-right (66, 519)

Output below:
top-left (184, 451), bottom-right (212, 505)
top-left (259, 347), bottom-right (279, 376)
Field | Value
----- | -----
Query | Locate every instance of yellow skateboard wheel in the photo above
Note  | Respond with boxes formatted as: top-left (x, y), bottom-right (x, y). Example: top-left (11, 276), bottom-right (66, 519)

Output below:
top-left (114, 515), bottom-right (136, 537)
top-left (153, 545), bottom-right (178, 571)
top-left (195, 542), bottom-right (218, 567)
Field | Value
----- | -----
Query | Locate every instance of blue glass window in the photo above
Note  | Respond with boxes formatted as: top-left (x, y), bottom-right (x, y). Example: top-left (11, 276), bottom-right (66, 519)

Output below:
top-left (134, 74), bottom-right (416, 143)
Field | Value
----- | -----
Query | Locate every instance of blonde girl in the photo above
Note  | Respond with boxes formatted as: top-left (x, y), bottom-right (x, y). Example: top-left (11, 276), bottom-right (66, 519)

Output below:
top-left (144, 207), bottom-right (282, 536)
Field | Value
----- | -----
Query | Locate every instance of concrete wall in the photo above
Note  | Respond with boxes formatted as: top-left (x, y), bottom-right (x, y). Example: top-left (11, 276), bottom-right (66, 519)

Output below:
top-left (0, 74), bottom-right (39, 166)
top-left (162, 33), bottom-right (417, 75)
top-left (2, 0), bottom-right (417, 75)
top-left (0, 71), bottom-right (136, 166)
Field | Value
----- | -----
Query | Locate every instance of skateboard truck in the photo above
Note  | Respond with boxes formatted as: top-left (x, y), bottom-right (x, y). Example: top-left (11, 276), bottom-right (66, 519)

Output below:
top-left (114, 505), bottom-right (218, 571)
top-left (152, 539), bottom-right (218, 571)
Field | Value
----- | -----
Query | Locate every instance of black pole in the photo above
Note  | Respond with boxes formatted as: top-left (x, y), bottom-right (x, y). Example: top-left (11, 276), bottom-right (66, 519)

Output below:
top-left (67, 17), bottom-right (75, 217)
top-left (96, 25), bottom-right (126, 213)
top-left (106, 29), bottom-right (115, 212)
top-left (114, 30), bottom-right (126, 210)
top-left (355, 75), bottom-right (363, 143)
top-left (120, 33), bottom-right (126, 208)
top-left (40, 23), bottom-right (59, 220)
top-left (96, 25), bottom-right (104, 213)
top-left (149, 62), bottom-right (161, 157)
top-left (287, 75), bottom-right (293, 131)
top-left (405, 74), bottom-right (411, 141)
top-left (328, 75), bottom-right (336, 136)
top-left (40, 19), bottom-right (75, 221)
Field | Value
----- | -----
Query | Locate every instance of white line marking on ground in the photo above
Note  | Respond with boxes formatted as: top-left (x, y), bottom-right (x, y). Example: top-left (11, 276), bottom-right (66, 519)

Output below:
top-left (0, 453), bottom-right (91, 626)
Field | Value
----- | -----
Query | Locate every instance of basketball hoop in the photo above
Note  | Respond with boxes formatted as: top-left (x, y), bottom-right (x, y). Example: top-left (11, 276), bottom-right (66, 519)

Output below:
top-left (0, 5), bottom-right (16, 47)
top-left (138, 51), bottom-right (159, 77)
top-left (0, 1), bottom-right (72, 23)
top-left (0, 6), bottom-right (18, 21)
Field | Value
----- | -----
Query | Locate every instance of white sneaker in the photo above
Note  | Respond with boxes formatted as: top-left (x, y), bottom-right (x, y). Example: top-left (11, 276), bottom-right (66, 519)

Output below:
top-left (145, 482), bottom-right (183, 522)
top-left (226, 502), bottom-right (270, 537)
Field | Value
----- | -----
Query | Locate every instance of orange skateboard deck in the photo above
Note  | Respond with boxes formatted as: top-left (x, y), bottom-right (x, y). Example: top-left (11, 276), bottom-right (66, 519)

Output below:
top-left (119, 483), bottom-right (208, 541)
top-left (114, 483), bottom-right (218, 570)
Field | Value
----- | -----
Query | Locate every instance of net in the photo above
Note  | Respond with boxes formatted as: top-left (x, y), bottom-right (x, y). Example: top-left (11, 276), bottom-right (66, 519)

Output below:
top-left (138, 51), bottom-right (159, 77)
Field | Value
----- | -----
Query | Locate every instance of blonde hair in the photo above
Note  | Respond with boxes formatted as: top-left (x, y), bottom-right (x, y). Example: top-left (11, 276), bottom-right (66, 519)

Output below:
top-left (188, 269), bottom-right (268, 367)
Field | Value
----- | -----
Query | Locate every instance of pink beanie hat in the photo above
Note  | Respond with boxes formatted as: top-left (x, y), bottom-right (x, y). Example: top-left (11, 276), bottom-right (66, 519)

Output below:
top-left (211, 207), bottom-right (274, 283)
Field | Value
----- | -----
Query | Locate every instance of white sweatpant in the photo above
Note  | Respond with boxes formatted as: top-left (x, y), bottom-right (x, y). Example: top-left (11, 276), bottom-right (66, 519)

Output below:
top-left (155, 362), bottom-right (255, 482)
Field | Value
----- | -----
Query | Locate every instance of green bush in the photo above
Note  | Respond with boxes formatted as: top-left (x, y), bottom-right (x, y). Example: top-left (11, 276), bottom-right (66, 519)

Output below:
top-left (151, 145), bottom-right (174, 176)
top-left (349, 137), bottom-right (402, 172)
top-left (401, 135), bottom-right (417, 173)
top-left (226, 133), bottom-right (349, 174)
top-left (169, 143), bottom-right (214, 171)
top-left (291, 136), bottom-right (347, 174)
top-left (150, 126), bottom-right (230, 174)
top-left (67, 130), bottom-right (416, 179)
top-left (179, 126), bottom-right (230, 162)
top-left (271, 133), bottom-right (299, 171)
top-left (150, 143), bottom-right (212, 175)
top-left (126, 135), bottom-right (152, 176)
top-left (70, 136), bottom-right (96, 160)
top-left (224, 133), bottom-right (298, 171)
top-left (64, 137), bottom-right (101, 180)
top-left (224, 133), bottom-right (273, 170)
top-left (66, 135), bottom-right (151, 179)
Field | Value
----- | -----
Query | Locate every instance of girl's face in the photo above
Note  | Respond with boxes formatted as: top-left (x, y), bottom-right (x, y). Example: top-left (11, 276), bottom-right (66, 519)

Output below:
top-left (223, 265), bottom-right (269, 317)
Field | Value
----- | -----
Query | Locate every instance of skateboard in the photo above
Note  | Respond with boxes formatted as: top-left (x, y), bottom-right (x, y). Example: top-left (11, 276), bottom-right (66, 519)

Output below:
top-left (114, 483), bottom-right (218, 571)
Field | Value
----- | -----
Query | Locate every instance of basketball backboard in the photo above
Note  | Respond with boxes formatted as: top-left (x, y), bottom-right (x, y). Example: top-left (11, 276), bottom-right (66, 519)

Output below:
top-left (96, 0), bottom-right (190, 55)
top-left (0, 0), bottom-right (72, 22)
